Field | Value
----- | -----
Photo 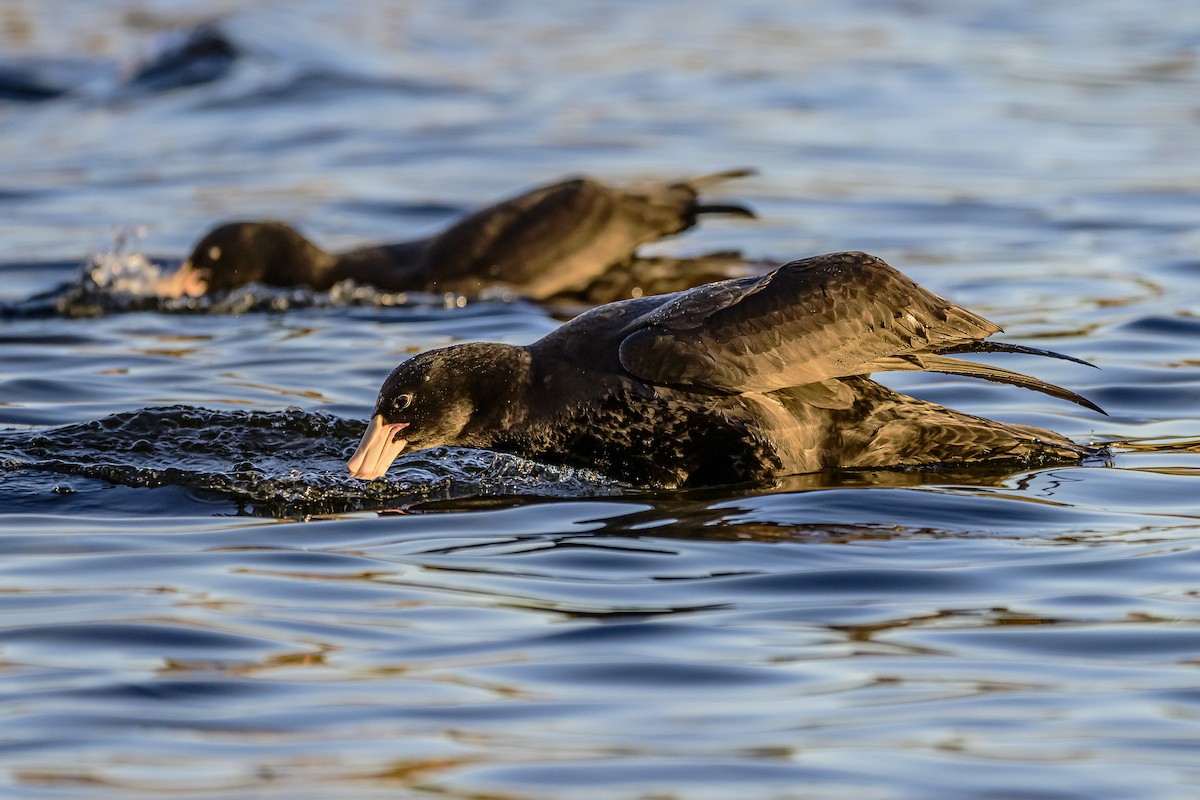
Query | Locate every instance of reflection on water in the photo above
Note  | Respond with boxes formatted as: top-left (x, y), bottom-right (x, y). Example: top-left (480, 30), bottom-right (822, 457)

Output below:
top-left (3, 0), bottom-right (1200, 798)
top-left (3, 492), bottom-right (1198, 798)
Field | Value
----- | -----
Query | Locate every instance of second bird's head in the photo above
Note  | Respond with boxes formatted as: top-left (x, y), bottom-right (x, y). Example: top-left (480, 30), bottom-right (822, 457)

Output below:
top-left (157, 221), bottom-right (331, 296)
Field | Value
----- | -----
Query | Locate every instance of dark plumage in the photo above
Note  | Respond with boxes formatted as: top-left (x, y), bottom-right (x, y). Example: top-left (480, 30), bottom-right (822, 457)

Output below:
top-left (159, 171), bottom-right (755, 300)
top-left (347, 252), bottom-right (1104, 488)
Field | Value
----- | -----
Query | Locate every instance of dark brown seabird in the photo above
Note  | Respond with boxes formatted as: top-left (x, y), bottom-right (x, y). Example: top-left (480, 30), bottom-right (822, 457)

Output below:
top-left (157, 170), bottom-right (755, 300)
top-left (347, 251), bottom-right (1105, 488)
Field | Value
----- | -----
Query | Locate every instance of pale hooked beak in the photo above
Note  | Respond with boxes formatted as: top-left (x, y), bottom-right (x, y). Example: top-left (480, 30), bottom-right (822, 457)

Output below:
top-left (347, 414), bottom-right (410, 480)
top-left (155, 260), bottom-right (210, 298)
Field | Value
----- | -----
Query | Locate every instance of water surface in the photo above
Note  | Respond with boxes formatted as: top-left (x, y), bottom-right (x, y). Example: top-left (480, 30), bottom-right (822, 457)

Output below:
top-left (2, 1), bottom-right (1199, 798)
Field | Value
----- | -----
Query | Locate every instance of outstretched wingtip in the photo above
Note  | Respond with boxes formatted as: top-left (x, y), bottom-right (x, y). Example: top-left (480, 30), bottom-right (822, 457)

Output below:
top-left (1036, 383), bottom-right (1107, 416)
top-left (694, 202), bottom-right (757, 219)
top-left (683, 168), bottom-right (758, 189)
top-left (911, 353), bottom-right (1108, 417)
top-left (943, 340), bottom-right (1100, 369)
top-left (942, 341), bottom-right (1108, 413)
top-left (1080, 396), bottom-right (1109, 416)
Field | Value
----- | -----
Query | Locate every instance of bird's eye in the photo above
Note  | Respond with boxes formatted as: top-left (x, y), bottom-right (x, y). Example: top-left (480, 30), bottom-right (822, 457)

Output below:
top-left (396, 393), bottom-right (413, 410)
top-left (207, 246), bottom-right (222, 261)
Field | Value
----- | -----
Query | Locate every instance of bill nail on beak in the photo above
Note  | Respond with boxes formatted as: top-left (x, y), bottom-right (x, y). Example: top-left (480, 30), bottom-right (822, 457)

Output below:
top-left (347, 414), bottom-right (410, 480)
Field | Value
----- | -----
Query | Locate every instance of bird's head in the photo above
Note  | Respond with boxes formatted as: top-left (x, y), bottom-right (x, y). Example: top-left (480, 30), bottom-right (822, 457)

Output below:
top-left (157, 221), bottom-right (330, 296)
top-left (347, 343), bottom-right (524, 480)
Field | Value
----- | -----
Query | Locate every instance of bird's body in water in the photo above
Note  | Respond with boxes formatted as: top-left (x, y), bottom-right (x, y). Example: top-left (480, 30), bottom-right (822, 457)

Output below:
top-left (158, 170), bottom-right (755, 301)
top-left (348, 252), bottom-right (1105, 488)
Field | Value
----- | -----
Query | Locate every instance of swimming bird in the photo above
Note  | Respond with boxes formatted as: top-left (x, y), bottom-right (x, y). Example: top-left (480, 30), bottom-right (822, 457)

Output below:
top-left (157, 170), bottom-right (755, 300)
top-left (347, 251), bottom-right (1104, 487)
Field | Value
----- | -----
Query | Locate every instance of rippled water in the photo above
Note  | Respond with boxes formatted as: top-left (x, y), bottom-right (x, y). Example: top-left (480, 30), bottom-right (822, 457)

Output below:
top-left (3, 1), bottom-right (1200, 798)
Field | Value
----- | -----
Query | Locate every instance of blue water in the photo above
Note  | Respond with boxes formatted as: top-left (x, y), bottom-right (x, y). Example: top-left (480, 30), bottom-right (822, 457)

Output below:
top-left (2, 1), bottom-right (1200, 797)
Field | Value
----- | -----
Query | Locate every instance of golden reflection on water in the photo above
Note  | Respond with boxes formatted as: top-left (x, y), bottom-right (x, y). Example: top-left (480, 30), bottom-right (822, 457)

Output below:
top-left (161, 649), bottom-right (331, 676)
top-left (15, 753), bottom-right (482, 796)
top-left (217, 374), bottom-right (333, 402)
top-left (3, 1), bottom-right (1200, 796)
top-left (1119, 437), bottom-right (1200, 454)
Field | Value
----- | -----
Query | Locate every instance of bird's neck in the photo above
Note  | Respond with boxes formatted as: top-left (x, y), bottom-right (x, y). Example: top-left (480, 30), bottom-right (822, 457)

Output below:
top-left (450, 342), bottom-right (533, 446)
top-left (329, 239), bottom-right (431, 291)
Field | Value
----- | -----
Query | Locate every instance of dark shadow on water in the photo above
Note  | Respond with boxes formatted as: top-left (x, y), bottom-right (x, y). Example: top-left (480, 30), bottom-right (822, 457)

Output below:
top-left (407, 458), bottom-right (1127, 543)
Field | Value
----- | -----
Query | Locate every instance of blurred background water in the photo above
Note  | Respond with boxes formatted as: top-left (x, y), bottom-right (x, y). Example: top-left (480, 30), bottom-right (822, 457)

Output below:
top-left (2, 1), bottom-right (1199, 798)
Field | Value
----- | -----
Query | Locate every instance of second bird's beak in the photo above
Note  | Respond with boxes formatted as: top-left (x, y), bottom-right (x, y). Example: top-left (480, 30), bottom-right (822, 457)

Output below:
top-left (347, 414), bottom-right (409, 480)
top-left (155, 261), bottom-right (209, 298)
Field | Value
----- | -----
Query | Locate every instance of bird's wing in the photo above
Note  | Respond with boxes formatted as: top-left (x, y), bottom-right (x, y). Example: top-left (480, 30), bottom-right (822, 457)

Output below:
top-left (616, 252), bottom-right (996, 392)
top-left (425, 172), bottom-right (755, 298)
top-left (424, 177), bottom-right (619, 287)
top-left (617, 252), bottom-right (1102, 412)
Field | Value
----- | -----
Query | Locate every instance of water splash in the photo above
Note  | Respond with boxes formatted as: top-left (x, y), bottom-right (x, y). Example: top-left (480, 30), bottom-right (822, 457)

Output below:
top-left (0, 406), bottom-right (621, 518)
top-left (11, 244), bottom-right (468, 318)
top-left (6, 240), bottom-right (766, 319)
top-left (86, 226), bottom-right (172, 297)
